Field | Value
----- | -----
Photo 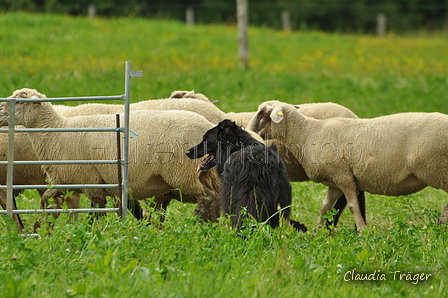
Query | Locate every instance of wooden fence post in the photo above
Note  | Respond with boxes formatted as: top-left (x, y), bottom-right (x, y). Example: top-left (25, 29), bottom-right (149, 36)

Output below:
top-left (88, 4), bottom-right (96, 19)
top-left (236, 0), bottom-right (249, 70)
top-left (186, 7), bottom-right (195, 26)
top-left (377, 13), bottom-right (386, 38)
top-left (282, 9), bottom-right (291, 31)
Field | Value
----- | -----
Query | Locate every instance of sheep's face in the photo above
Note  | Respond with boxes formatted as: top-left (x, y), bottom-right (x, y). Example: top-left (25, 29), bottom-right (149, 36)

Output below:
top-left (247, 101), bottom-right (287, 139)
top-left (0, 101), bottom-right (37, 126)
top-left (13, 102), bottom-right (40, 126)
top-left (0, 101), bottom-right (10, 126)
top-left (0, 88), bottom-right (47, 126)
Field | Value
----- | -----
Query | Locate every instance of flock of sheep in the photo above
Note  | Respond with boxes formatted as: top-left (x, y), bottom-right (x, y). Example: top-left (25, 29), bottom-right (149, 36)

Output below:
top-left (1, 87), bottom-right (448, 233)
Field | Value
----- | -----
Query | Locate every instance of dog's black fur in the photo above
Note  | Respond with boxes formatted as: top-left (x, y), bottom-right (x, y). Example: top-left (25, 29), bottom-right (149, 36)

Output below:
top-left (186, 120), bottom-right (307, 232)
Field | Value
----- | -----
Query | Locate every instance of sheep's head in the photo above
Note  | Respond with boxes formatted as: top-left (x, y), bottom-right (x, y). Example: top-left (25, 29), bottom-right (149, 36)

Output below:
top-left (169, 90), bottom-right (218, 104)
top-left (0, 88), bottom-right (47, 126)
top-left (247, 100), bottom-right (294, 139)
top-left (9, 88), bottom-right (46, 100)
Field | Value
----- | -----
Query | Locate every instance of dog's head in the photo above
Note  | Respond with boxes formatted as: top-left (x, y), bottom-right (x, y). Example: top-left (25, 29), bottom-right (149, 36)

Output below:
top-left (186, 119), bottom-right (244, 173)
top-left (216, 119), bottom-right (244, 144)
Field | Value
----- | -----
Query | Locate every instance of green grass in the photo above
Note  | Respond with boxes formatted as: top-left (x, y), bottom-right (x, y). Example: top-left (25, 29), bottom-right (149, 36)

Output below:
top-left (1, 12), bottom-right (448, 297)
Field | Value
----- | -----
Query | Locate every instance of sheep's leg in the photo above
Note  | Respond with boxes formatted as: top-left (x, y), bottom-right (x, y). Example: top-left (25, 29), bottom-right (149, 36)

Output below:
top-left (358, 191), bottom-right (366, 224)
top-left (339, 186), bottom-right (367, 231)
top-left (129, 200), bottom-right (144, 220)
top-left (65, 193), bottom-right (81, 220)
top-left (438, 201), bottom-right (448, 226)
top-left (12, 195), bottom-right (25, 233)
top-left (90, 197), bottom-right (106, 208)
top-left (326, 191), bottom-right (366, 228)
top-left (318, 187), bottom-right (343, 228)
top-left (145, 195), bottom-right (171, 228)
top-left (155, 198), bottom-right (170, 224)
top-left (88, 196), bottom-right (107, 221)
top-left (34, 189), bottom-right (65, 232)
top-left (148, 196), bottom-right (170, 229)
top-left (40, 189), bottom-right (65, 221)
top-left (327, 194), bottom-right (347, 228)
top-left (0, 190), bottom-right (24, 233)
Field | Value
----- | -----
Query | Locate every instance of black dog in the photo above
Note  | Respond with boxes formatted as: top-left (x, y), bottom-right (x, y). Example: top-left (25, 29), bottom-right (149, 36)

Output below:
top-left (186, 119), bottom-right (307, 232)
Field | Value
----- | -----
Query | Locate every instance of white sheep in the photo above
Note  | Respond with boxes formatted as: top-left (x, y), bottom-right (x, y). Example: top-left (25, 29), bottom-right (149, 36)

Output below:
top-left (0, 90), bottom-right (222, 225)
top-left (1, 89), bottom-right (81, 232)
top-left (247, 100), bottom-right (448, 230)
top-left (267, 102), bottom-right (359, 182)
top-left (1, 89), bottom-right (88, 231)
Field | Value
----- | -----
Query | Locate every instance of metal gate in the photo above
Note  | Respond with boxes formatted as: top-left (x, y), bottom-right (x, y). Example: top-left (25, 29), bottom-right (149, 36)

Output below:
top-left (0, 61), bottom-right (142, 223)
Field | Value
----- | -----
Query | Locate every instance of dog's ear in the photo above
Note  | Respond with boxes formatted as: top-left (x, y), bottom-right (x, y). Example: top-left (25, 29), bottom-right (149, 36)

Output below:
top-left (218, 119), bottom-right (236, 133)
top-left (218, 119), bottom-right (239, 143)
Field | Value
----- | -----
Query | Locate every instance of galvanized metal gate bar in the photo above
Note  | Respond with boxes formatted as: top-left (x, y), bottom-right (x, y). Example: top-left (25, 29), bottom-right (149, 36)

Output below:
top-left (0, 61), bottom-right (142, 221)
top-left (0, 184), bottom-right (120, 190)
top-left (0, 128), bottom-right (124, 132)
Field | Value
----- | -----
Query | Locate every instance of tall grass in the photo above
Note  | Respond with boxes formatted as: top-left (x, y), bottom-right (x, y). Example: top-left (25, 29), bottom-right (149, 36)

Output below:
top-left (0, 12), bottom-right (447, 297)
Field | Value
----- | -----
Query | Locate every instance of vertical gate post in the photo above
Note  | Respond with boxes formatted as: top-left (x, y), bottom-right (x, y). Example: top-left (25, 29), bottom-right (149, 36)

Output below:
top-left (122, 61), bottom-right (143, 218)
top-left (122, 62), bottom-right (131, 218)
top-left (6, 98), bottom-right (16, 217)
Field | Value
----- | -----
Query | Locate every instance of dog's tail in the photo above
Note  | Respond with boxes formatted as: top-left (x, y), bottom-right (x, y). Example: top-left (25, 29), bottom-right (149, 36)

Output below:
top-left (289, 219), bottom-right (308, 232)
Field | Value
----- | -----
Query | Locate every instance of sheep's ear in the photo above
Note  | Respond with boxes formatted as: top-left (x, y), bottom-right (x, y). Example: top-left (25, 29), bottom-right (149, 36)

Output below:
top-left (270, 105), bottom-right (284, 123)
top-left (169, 90), bottom-right (187, 98)
top-left (293, 105), bottom-right (300, 110)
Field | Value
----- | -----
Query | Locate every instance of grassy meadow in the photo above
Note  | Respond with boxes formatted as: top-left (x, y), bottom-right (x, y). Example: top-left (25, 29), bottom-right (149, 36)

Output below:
top-left (1, 12), bottom-right (448, 297)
